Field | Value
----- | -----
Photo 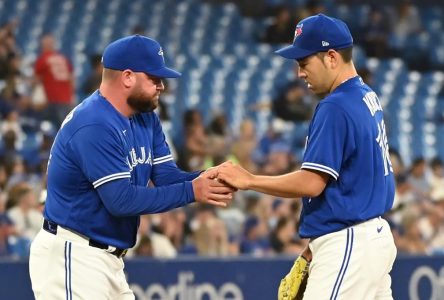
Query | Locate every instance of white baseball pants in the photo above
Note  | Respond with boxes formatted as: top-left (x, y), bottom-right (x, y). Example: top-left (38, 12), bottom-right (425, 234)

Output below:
top-left (29, 227), bottom-right (134, 300)
top-left (303, 217), bottom-right (397, 300)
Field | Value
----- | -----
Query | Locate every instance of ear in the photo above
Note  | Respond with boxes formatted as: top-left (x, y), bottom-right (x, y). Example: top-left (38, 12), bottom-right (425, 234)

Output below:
top-left (325, 49), bottom-right (340, 69)
top-left (121, 70), bottom-right (135, 88)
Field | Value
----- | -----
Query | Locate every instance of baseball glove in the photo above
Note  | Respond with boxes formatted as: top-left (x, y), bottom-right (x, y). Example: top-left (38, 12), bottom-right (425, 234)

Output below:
top-left (277, 255), bottom-right (310, 300)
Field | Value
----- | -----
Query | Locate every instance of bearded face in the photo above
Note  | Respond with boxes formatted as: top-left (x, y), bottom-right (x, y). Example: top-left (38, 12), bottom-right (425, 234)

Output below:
top-left (126, 74), bottom-right (162, 113)
top-left (127, 87), bottom-right (158, 113)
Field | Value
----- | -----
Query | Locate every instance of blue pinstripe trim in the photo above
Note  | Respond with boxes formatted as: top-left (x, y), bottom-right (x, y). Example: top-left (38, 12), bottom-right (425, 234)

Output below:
top-left (333, 228), bottom-right (354, 299)
top-left (330, 228), bottom-right (353, 300)
top-left (68, 243), bottom-right (72, 300)
top-left (64, 242), bottom-right (68, 300)
top-left (64, 242), bottom-right (72, 300)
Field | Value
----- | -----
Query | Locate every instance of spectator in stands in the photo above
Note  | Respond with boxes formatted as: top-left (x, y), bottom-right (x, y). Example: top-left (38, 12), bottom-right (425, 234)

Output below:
top-left (261, 6), bottom-right (295, 44)
top-left (131, 215), bottom-right (177, 258)
top-left (151, 209), bottom-right (188, 252)
top-left (261, 141), bottom-right (297, 175)
top-left (0, 164), bottom-right (7, 193)
top-left (37, 122), bottom-right (56, 173)
top-left (230, 119), bottom-right (258, 173)
top-left (0, 129), bottom-right (22, 173)
top-left (305, 0), bottom-right (326, 15)
top-left (6, 182), bottom-right (42, 242)
top-left (425, 195), bottom-right (444, 254)
top-left (207, 112), bottom-right (231, 166)
top-left (1, 110), bottom-right (24, 146)
top-left (132, 25), bottom-right (146, 35)
top-left (395, 210), bottom-right (427, 254)
top-left (0, 20), bottom-right (19, 80)
top-left (407, 157), bottom-right (431, 201)
top-left (272, 79), bottom-right (312, 122)
top-left (2, 54), bottom-right (28, 102)
top-left (252, 119), bottom-right (290, 168)
top-left (357, 67), bottom-right (374, 87)
top-left (429, 157), bottom-right (444, 202)
top-left (268, 198), bottom-right (290, 229)
top-left (229, 0), bottom-right (267, 18)
top-left (392, 1), bottom-right (422, 40)
top-left (0, 45), bottom-right (9, 80)
top-left (82, 54), bottom-right (103, 96)
top-left (192, 207), bottom-right (230, 256)
top-left (0, 192), bottom-right (16, 256)
top-left (359, 6), bottom-right (392, 58)
top-left (134, 235), bottom-right (153, 256)
top-left (418, 202), bottom-right (444, 253)
top-left (176, 109), bottom-right (208, 171)
top-left (269, 217), bottom-right (305, 254)
top-left (240, 215), bottom-right (270, 256)
top-left (156, 79), bottom-right (171, 122)
top-left (34, 34), bottom-right (74, 128)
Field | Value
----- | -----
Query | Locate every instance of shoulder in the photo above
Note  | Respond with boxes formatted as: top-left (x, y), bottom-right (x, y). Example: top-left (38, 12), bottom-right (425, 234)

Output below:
top-left (315, 98), bottom-right (348, 117)
top-left (60, 94), bottom-right (122, 139)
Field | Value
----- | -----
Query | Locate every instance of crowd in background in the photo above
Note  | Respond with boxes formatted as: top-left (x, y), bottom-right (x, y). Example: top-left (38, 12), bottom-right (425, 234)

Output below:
top-left (1, 0), bottom-right (444, 260)
top-left (214, 0), bottom-right (440, 71)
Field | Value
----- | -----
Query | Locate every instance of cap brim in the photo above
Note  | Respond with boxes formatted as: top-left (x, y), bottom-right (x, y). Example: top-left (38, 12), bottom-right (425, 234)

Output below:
top-left (146, 67), bottom-right (181, 78)
top-left (275, 45), bottom-right (316, 60)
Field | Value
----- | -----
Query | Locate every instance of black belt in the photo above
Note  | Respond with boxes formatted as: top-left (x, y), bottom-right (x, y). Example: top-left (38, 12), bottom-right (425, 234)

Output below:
top-left (43, 219), bottom-right (128, 258)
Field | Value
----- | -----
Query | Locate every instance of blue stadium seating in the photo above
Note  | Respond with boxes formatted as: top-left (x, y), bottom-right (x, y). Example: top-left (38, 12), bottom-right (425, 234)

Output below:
top-left (0, 0), bottom-right (443, 164)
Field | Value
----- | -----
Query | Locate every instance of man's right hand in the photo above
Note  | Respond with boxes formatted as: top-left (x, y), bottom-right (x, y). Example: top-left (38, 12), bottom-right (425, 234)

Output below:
top-left (191, 174), bottom-right (236, 207)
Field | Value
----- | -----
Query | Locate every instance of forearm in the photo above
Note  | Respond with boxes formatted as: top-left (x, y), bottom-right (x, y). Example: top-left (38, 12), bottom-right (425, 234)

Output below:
top-left (248, 170), bottom-right (326, 198)
top-left (152, 162), bottom-right (201, 185)
top-left (97, 179), bottom-right (195, 217)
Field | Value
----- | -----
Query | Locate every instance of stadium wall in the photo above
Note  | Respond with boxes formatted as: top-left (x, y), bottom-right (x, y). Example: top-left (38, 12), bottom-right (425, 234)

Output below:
top-left (1, 256), bottom-right (442, 299)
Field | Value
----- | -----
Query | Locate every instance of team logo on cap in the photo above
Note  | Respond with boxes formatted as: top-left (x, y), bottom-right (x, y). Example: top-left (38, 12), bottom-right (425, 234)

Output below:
top-left (158, 47), bottom-right (165, 63)
top-left (294, 24), bottom-right (303, 41)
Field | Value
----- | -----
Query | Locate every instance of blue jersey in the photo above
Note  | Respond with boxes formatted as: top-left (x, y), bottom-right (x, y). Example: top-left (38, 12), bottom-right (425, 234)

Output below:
top-left (44, 91), bottom-right (199, 248)
top-left (299, 76), bottom-right (395, 238)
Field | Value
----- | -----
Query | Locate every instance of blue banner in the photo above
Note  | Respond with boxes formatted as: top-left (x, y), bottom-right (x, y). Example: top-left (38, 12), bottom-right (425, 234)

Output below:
top-left (1, 255), bottom-right (443, 299)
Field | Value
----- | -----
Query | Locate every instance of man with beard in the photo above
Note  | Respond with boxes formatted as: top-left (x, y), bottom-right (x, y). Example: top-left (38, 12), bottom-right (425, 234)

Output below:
top-left (29, 35), bottom-right (235, 299)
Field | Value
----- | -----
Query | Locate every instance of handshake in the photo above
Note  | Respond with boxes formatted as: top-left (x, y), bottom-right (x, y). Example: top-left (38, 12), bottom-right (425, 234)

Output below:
top-left (191, 161), bottom-right (253, 207)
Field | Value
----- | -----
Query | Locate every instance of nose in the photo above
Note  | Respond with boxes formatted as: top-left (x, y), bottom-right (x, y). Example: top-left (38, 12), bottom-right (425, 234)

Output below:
top-left (297, 66), bottom-right (306, 79)
top-left (157, 80), bottom-right (165, 91)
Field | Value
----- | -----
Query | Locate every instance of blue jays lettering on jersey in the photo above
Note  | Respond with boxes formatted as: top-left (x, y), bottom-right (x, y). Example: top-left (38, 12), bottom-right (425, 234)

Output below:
top-left (299, 76), bottom-right (395, 238)
top-left (44, 91), bottom-right (199, 248)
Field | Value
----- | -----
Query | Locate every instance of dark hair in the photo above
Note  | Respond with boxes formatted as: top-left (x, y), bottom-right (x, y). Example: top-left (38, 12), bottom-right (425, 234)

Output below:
top-left (317, 46), bottom-right (353, 63)
top-left (337, 47), bottom-right (353, 63)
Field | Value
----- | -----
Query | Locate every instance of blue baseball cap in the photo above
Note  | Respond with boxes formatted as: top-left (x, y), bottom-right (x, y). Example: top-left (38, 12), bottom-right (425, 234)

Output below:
top-left (102, 35), bottom-right (181, 78)
top-left (275, 14), bottom-right (353, 60)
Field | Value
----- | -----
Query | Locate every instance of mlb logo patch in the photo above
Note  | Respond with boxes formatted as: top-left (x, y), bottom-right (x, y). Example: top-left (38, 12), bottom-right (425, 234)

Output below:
top-left (294, 24), bottom-right (303, 41)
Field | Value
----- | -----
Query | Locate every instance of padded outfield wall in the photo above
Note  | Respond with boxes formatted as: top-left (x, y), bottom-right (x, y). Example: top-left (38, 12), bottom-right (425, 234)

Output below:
top-left (0, 256), bottom-right (442, 299)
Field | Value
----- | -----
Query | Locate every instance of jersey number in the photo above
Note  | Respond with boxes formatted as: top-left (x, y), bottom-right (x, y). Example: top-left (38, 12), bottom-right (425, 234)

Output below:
top-left (376, 120), bottom-right (393, 176)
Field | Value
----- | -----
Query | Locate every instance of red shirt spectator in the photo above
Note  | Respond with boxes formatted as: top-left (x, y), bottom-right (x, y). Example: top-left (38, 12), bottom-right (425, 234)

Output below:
top-left (34, 44), bottom-right (73, 104)
top-left (34, 34), bottom-right (74, 127)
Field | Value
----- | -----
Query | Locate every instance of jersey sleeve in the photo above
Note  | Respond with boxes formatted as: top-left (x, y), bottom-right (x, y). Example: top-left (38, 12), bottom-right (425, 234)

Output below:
top-left (150, 114), bottom-right (201, 185)
top-left (67, 124), bottom-right (131, 188)
top-left (302, 103), bottom-right (355, 180)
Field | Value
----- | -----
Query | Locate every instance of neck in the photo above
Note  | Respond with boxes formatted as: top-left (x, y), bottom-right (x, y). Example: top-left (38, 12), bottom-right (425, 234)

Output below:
top-left (99, 83), bottom-right (134, 118)
top-left (329, 62), bottom-right (358, 94)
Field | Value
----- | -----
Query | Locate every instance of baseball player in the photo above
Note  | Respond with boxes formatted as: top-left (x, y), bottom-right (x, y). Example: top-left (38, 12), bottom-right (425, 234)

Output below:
top-left (217, 14), bottom-right (397, 299)
top-left (29, 35), bottom-right (234, 299)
